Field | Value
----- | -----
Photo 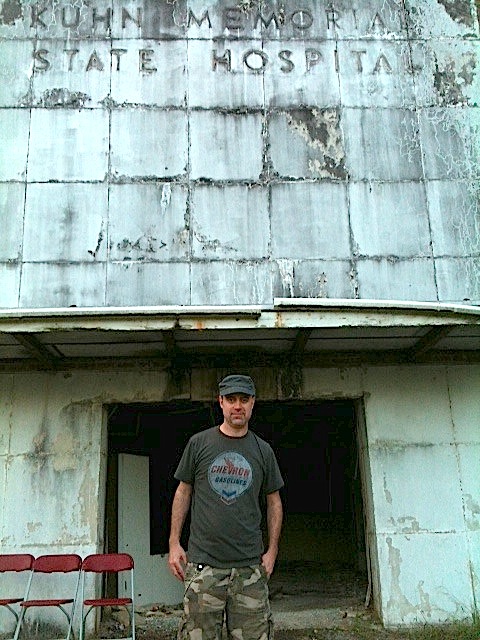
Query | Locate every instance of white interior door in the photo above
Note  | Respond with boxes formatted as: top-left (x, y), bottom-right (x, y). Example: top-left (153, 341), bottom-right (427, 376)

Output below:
top-left (118, 453), bottom-right (183, 606)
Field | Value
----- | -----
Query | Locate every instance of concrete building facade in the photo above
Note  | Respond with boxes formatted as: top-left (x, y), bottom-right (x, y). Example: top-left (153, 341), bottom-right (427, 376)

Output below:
top-left (0, 0), bottom-right (479, 632)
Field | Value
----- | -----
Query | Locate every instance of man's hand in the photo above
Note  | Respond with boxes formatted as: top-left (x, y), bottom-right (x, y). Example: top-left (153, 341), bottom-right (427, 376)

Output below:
top-left (262, 490), bottom-right (283, 578)
top-left (168, 542), bottom-right (187, 581)
top-left (261, 547), bottom-right (278, 578)
top-left (168, 482), bottom-right (192, 581)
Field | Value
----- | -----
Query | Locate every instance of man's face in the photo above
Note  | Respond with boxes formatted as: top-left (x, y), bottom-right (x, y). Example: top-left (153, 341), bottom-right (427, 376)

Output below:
top-left (219, 393), bottom-right (255, 431)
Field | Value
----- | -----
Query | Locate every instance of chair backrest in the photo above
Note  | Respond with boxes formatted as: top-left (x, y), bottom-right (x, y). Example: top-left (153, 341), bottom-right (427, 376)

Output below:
top-left (33, 554), bottom-right (82, 574)
top-left (0, 554), bottom-right (35, 573)
top-left (81, 553), bottom-right (134, 573)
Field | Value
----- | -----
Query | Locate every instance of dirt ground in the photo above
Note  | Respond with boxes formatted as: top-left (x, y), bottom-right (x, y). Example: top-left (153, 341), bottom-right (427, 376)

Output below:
top-left (3, 604), bottom-right (472, 640)
top-left (126, 616), bottom-right (412, 640)
top-left (5, 563), bottom-right (475, 640)
top-left (100, 607), bottom-right (437, 640)
top-left (97, 563), bottom-right (415, 640)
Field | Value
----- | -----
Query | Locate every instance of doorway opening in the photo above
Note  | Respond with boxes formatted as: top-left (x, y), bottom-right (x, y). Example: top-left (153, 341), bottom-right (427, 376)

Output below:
top-left (106, 399), bottom-right (368, 610)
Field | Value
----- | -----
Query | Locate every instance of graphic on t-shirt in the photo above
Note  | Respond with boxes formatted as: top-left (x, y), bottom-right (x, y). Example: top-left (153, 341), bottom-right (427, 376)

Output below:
top-left (208, 451), bottom-right (253, 504)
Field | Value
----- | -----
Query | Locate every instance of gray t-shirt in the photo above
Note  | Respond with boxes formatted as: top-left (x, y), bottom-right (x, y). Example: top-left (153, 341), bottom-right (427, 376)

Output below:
top-left (174, 426), bottom-right (284, 568)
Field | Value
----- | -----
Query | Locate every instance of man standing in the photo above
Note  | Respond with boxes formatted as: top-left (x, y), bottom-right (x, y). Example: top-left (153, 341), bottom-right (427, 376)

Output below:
top-left (168, 374), bottom-right (284, 640)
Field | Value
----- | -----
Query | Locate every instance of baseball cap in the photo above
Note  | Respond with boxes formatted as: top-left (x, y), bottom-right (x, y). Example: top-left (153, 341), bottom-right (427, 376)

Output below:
top-left (218, 374), bottom-right (256, 396)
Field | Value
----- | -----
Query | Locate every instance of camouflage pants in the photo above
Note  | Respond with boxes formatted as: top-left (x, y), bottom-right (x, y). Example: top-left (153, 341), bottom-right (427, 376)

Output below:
top-left (178, 563), bottom-right (273, 640)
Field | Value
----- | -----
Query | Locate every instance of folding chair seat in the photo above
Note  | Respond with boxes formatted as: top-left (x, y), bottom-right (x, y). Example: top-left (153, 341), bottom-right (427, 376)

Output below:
top-left (13, 554), bottom-right (82, 640)
top-left (0, 554), bottom-right (35, 630)
top-left (79, 553), bottom-right (135, 640)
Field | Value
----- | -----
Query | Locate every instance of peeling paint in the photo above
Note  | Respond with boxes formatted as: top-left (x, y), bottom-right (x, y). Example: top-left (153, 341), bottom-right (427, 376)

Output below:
top-left (385, 536), bottom-right (465, 623)
top-left (0, 0), bottom-right (22, 25)
top-left (433, 54), bottom-right (477, 105)
top-left (423, 107), bottom-right (479, 181)
top-left (386, 537), bottom-right (416, 616)
top-left (464, 493), bottom-right (480, 530)
top-left (319, 272), bottom-right (329, 292)
top-left (389, 516), bottom-right (422, 534)
top-left (174, 228), bottom-right (189, 246)
top-left (160, 183), bottom-right (172, 213)
top-left (285, 108), bottom-right (347, 179)
top-left (437, 0), bottom-right (475, 27)
top-left (417, 580), bottom-right (432, 619)
top-left (193, 223), bottom-right (237, 254)
top-left (277, 259), bottom-right (294, 297)
top-left (465, 493), bottom-right (480, 515)
top-left (38, 88), bottom-right (91, 108)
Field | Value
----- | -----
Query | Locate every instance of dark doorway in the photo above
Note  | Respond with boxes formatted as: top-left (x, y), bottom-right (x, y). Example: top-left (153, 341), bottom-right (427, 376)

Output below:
top-left (107, 399), bottom-right (367, 609)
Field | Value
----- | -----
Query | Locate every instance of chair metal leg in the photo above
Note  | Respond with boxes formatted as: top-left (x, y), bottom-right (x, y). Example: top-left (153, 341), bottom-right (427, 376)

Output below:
top-left (12, 605), bottom-right (27, 640)
top-left (12, 604), bottom-right (76, 640)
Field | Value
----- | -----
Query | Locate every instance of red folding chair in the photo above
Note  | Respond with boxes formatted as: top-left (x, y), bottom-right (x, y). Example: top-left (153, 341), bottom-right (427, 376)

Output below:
top-left (13, 554), bottom-right (82, 640)
top-left (0, 554), bottom-right (35, 630)
top-left (79, 553), bottom-right (135, 640)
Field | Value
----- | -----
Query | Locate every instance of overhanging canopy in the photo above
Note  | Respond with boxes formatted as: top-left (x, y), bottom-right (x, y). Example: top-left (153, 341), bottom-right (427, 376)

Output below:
top-left (0, 299), bottom-right (479, 371)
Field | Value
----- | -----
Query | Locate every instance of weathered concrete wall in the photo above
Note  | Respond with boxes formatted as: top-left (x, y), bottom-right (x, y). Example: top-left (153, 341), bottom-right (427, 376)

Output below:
top-left (0, 0), bottom-right (479, 307)
top-left (358, 365), bottom-right (480, 626)
top-left (0, 364), bottom-right (479, 627)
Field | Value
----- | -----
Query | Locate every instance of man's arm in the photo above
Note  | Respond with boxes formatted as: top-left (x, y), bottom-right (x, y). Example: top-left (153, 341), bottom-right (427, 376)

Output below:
top-left (168, 481), bottom-right (192, 581)
top-left (261, 490), bottom-right (283, 577)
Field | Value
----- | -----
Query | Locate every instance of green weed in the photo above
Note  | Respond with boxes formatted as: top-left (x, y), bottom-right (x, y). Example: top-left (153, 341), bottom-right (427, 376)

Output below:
top-left (404, 620), bottom-right (480, 640)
